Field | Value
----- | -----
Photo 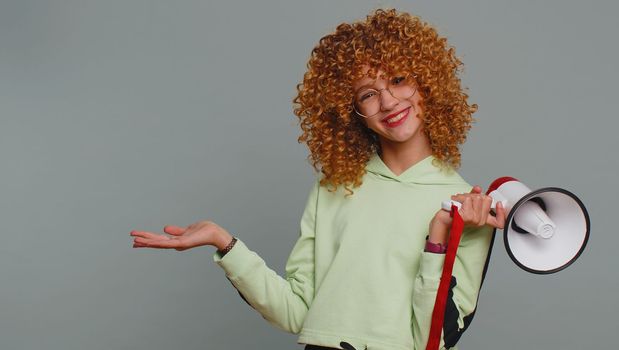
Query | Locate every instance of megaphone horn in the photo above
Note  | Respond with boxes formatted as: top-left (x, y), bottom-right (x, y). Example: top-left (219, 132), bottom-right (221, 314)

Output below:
top-left (442, 176), bottom-right (591, 274)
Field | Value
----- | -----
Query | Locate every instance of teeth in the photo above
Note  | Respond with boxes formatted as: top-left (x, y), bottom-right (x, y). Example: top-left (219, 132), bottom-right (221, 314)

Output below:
top-left (385, 111), bottom-right (406, 123)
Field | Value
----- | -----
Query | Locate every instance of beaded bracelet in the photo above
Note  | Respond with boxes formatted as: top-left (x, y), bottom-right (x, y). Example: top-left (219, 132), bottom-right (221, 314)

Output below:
top-left (217, 236), bottom-right (237, 257)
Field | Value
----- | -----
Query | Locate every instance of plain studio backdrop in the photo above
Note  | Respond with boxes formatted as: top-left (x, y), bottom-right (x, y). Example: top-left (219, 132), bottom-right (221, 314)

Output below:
top-left (1, 0), bottom-right (616, 349)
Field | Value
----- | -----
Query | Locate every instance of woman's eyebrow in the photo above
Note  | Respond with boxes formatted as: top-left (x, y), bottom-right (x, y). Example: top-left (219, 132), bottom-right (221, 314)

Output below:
top-left (355, 82), bottom-right (375, 91)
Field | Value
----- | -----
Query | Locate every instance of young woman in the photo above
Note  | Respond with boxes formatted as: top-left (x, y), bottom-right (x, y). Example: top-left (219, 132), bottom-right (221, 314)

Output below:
top-left (130, 8), bottom-right (506, 350)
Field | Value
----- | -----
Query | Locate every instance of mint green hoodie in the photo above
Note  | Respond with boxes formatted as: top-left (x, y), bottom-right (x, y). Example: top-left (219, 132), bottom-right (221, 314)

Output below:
top-left (213, 152), bottom-right (496, 350)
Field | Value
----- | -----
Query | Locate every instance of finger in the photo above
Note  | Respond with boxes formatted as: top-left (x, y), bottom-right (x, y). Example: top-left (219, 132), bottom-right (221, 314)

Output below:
top-left (486, 202), bottom-right (507, 229)
top-left (470, 185), bottom-right (482, 194)
top-left (451, 192), bottom-right (481, 201)
top-left (479, 196), bottom-right (492, 226)
top-left (134, 237), bottom-right (170, 245)
top-left (495, 201), bottom-right (506, 229)
top-left (459, 197), bottom-right (474, 221)
top-left (451, 193), bottom-right (483, 216)
top-left (450, 194), bottom-right (469, 212)
top-left (130, 231), bottom-right (170, 241)
top-left (472, 195), bottom-right (483, 224)
top-left (164, 225), bottom-right (187, 236)
top-left (134, 237), bottom-right (182, 249)
top-left (486, 216), bottom-right (498, 229)
top-left (450, 193), bottom-right (468, 202)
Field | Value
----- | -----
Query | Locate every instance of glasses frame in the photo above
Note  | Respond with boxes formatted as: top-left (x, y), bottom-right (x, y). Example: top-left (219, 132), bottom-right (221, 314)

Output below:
top-left (352, 75), bottom-right (418, 119)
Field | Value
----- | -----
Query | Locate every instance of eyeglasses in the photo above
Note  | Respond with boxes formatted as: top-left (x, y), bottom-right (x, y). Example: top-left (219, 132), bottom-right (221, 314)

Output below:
top-left (352, 75), bottom-right (418, 119)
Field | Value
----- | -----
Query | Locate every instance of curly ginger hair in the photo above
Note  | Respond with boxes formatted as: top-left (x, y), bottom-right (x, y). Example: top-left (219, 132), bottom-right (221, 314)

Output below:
top-left (293, 8), bottom-right (478, 197)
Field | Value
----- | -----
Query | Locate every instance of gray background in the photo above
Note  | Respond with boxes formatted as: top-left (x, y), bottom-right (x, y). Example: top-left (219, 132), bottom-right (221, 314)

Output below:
top-left (1, 0), bottom-right (616, 349)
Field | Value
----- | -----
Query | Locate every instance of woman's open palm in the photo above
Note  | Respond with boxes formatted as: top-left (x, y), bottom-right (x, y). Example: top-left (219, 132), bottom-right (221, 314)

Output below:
top-left (130, 220), bottom-right (226, 251)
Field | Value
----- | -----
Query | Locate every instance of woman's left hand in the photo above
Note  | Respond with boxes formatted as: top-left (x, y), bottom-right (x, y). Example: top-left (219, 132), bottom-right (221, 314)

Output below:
top-left (450, 185), bottom-right (507, 230)
top-left (429, 186), bottom-right (507, 244)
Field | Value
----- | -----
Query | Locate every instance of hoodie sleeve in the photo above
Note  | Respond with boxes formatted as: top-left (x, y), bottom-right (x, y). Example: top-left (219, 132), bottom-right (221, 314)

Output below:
top-left (411, 224), bottom-right (496, 349)
top-left (211, 177), bottom-right (319, 334)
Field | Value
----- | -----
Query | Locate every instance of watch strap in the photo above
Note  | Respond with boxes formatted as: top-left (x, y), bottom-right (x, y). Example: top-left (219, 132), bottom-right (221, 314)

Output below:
top-left (424, 240), bottom-right (447, 254)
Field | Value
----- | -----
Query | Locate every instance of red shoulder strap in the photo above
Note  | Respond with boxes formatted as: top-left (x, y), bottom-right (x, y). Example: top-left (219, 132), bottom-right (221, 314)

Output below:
top-left (426, 204), bottom-right (464, 350)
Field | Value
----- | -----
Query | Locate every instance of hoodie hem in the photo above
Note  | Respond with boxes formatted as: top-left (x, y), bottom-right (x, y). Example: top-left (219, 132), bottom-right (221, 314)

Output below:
top-left (297, 327), bottom-right (413, 350)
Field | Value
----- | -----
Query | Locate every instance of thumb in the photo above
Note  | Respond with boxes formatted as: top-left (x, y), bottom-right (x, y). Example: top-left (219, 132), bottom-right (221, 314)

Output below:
top-left (164, 225), bottom-right (187, 236)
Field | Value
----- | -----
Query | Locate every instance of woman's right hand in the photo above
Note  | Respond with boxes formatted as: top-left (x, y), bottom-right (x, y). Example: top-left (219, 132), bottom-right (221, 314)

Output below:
top-left (130, 220), bottom-right (234, 252)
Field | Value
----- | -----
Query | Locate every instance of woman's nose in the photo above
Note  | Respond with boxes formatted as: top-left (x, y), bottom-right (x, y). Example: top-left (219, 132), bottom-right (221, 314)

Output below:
top-left (379, 89), bottom-right (399, 111)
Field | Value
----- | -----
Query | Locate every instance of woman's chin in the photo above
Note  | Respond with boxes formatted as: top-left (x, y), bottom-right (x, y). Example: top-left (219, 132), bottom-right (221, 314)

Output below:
top-left (380, 124), bottom-right (421, 143)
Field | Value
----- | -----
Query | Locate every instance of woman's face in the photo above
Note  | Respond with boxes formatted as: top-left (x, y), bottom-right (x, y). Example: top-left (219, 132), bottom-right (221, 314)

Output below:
top-left (351, 65), bottom-right (425, 146)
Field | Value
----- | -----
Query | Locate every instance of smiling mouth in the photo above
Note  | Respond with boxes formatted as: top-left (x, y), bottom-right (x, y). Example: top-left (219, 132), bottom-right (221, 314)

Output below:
top-left (382, 107), bottom-right (410, 125)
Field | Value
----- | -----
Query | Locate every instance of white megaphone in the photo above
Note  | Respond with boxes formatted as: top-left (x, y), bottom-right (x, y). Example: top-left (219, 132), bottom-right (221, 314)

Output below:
top-left (442, 176), bottom-right (590, 274)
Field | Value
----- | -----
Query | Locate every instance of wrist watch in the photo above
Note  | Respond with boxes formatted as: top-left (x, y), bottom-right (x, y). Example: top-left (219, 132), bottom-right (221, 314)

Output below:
top-left (424, 240), bottom-right (447, 254)
top-left (217, 236), bottom-right (237, 257)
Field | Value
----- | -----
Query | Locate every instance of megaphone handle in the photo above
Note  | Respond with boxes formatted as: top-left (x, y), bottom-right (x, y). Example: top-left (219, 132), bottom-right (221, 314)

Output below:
top-left (442, 200), bottom-right (461, 211)
top-left (441, 198), bottom-right (506, 212)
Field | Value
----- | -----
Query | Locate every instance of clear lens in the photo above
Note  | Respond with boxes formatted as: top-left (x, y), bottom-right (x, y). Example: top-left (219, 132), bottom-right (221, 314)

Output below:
top-left (353, 76), bottom-right (417, 118)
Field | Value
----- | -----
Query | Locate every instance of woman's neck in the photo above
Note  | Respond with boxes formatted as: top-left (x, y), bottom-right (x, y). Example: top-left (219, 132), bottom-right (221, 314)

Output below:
top-left (377, 133), bottom-right (433, 176)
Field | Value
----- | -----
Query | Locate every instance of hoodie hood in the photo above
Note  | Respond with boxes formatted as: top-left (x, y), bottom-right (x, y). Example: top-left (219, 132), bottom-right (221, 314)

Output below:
top-left (365, 151), bottom-right (467, 185)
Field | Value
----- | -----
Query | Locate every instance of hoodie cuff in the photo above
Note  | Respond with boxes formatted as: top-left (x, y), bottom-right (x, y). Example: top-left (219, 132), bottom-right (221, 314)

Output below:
top-left (418, 251), bottom-right (446, 281)
top-left (212, 238), bottom-right (254, 282)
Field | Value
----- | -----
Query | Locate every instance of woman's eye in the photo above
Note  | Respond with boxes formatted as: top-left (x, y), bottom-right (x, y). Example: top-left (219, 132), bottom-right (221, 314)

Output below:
top-left (392, 76), bottom-right (405, 85)
top-left (360, 92), bottom-right (375, 101)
